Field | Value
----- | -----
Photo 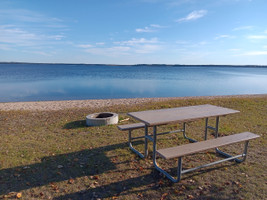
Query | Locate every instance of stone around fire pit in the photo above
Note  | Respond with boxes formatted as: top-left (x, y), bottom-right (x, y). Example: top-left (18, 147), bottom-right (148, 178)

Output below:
top-left (86, 112), bottom-right (118, 126)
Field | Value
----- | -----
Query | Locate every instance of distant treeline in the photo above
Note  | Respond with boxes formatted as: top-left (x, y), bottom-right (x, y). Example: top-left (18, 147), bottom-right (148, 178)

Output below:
top-left (0, 62), bottom-right (267, 68)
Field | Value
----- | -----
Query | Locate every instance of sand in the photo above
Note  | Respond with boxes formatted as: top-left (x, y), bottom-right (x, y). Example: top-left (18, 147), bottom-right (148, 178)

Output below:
top-left (0, 94), bottom-right (266, 111)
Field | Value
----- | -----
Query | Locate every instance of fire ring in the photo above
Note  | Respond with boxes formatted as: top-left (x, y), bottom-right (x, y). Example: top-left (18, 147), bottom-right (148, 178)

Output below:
top-left (86, 112), bottom-right (118, 126)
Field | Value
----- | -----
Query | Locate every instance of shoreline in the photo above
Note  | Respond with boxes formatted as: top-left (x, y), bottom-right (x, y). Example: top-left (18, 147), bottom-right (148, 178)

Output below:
top-left (0, 94), bottom-right (266, 111)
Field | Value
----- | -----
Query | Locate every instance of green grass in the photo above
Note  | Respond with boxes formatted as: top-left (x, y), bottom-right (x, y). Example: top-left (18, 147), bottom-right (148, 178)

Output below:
top-left (0, 96), bottom-right (266, 199)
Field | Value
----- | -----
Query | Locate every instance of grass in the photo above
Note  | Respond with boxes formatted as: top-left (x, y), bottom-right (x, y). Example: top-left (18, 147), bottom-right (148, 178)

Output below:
top-left (0, 96), bottom-right (266, 199)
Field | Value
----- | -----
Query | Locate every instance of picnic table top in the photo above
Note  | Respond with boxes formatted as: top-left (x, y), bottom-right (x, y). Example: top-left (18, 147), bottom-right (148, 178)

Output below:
top-left (128, 104), bottom-right (239, 126)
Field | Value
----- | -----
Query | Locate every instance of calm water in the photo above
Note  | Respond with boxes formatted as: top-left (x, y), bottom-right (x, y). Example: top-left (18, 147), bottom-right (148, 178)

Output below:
top-left (0, 63), bottom-right (267, 102)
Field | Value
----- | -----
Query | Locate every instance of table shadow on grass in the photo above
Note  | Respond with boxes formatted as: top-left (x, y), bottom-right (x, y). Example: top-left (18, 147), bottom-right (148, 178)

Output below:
top-left (0, 142), bottom-right (140, 195)
top-left (53, 158), bottom-right (239, 199)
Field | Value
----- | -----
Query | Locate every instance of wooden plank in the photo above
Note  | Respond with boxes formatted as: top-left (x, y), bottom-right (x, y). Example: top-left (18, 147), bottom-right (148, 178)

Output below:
top-left (117, 123), bottom-right (145, 131)
top-left (156, 132), bottom-right (260, 159)
top-left (128, 104), bottom-right (239, 126)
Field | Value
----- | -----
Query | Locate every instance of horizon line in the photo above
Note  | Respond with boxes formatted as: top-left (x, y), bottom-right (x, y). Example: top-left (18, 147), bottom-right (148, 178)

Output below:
top-left (1, 61), bottom-right (267, 67)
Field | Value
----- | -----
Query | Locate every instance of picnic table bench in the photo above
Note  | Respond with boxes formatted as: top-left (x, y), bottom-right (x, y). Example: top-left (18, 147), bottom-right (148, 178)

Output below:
top-left (156, 132), bottom-right (259, 182)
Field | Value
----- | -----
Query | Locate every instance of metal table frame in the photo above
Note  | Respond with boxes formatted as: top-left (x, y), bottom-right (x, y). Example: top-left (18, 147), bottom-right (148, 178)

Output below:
top-left (153, 125), bottom-right (250, 182)
top-left (127, 104), bottom-right (241, 180)
top-left (128, 116), bottom-right (221, 158)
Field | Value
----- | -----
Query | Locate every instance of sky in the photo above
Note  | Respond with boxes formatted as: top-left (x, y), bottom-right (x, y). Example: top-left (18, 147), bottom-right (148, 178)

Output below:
top-left (0, 0), bottom-right (267, 65)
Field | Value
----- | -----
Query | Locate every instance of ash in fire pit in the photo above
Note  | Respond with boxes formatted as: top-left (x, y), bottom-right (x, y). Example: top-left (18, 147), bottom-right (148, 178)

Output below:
top-left (86, 112), bottom-right (118, 126)
top-left (95, 113), bottom-right (113, 118)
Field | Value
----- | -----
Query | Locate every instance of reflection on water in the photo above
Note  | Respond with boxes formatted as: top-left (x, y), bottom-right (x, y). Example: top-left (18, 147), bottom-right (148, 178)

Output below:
top-left (0, 64), bottom-right (267, 102)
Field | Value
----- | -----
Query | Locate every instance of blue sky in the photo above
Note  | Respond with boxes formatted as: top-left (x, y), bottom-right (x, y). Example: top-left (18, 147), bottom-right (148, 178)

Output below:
top-left (0, 0), bottom-right (267, 65)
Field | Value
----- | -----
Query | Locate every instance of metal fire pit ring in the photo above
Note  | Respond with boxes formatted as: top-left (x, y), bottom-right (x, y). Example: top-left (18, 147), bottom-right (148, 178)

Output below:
top-left (86, 112), bottom-right (118, 126)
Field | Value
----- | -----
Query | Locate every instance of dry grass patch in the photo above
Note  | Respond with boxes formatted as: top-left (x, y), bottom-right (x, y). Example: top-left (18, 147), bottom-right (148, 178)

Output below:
top-left (0, 96), bottom-right (266, 199)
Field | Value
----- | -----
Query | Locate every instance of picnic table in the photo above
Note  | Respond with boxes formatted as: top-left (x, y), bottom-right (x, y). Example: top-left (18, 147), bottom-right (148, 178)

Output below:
top-left (128, 104), bottom-right (239, 156)
top-left (118, 104), bottom-right (259, 182)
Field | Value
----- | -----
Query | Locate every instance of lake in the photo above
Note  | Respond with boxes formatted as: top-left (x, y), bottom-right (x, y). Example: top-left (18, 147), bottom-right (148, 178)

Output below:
top-left (0, 63), bottom-right (267, 102)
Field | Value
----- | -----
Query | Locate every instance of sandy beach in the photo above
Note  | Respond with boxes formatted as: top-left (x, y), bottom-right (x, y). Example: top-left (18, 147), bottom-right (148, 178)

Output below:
top-left (0, 94), bottom-right (266, 111)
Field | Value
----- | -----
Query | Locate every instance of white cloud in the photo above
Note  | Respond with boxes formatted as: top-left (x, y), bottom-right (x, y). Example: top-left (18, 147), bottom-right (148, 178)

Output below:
top-left (150, 24), bottom-right (165, 28)
top-left (0, 44), bottom-right (12, 51)
top-left (233, 26), bottom-right (253, 31)
top-left (84, 46), bottom-right (131, 56)
top-left (77, 44), bottom-right (94, 48)
top-left (115, 38), bottom-right (161, 54)
top-left (0, 25), bottom-right (40, 46)
top-left (229, 48), bottom-right (240, 51)
top-left (215, 35), bottom-right (235, 40)
top-left (0, 25), bottom-right (65, 46)
top-left (78, 43), bottom-right (105, 48)
top-left (242, 51), bottom-right (267, 56)
top-left (81, 37), bottom-right (162, 56)
top-left (135, 44), bottom-right (161, 53)
top-left (48, 35), bottom-right (65, 40)
top-left (247, 35), bottom-right (267, 39)
top-left (22, 50), bottom-right (54, 56)
top-left (175, 40), bottom-right (208, 48)
top-left (0, 9), bottom-right (63, 24)
top-left (175, 40), bottom-right (189, 45)
top-left (0, 8), bottom-right (66, 53)
top-left (114, 37), bottom-right (159, 46)
top-left (136, 27), bottom-right (155, 33)
top-left (136, 24), bottom-right (166, 33)
top-left (96, 42), bottom-right (105, 45)
top-left (176, 10), bottom-right (207, 22)
top-left (199, 41), bottom-right (208, 45)
top-left (113, 46), bottom-right (131, 50)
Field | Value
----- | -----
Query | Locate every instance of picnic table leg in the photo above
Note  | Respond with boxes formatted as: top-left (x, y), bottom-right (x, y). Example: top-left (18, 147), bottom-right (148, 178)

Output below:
top-left (152, 126), bottom-right (157, 162)
top-left (153, 125), bottom-right (182, 182)
top-left (214, 117), bottom-right (249, 162)
top-left (216, 141), bottom-right (249, 163)
top-left (177, 157), bottom-right (182, 182)
top-left (128, 130), bottom-right (145, 158)
top-left (183, 122), bottom-right (197, 143)
top-left (144, 125), bottom-right (149, 157)
top-left (215, 116), bottom-right (219, 138)
top-left (205, 118), bottom-right (208, 140)
top-left (204, 116), bottom-right (220, 140)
